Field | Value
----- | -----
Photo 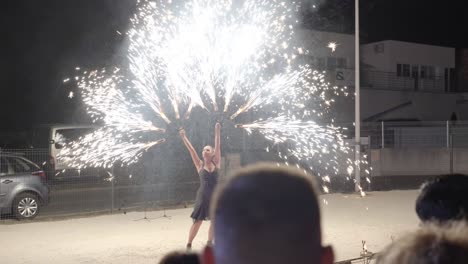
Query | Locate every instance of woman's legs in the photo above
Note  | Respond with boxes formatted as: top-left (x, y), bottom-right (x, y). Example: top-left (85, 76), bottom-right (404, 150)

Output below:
top-left (188, 220), bottom-right (203, 246)
top-left (207, 221), bottom-right (214, 244)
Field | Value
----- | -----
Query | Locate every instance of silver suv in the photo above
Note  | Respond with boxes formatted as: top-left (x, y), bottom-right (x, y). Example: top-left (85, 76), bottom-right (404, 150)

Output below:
top-left (0, 153), bottom-right (49, 220)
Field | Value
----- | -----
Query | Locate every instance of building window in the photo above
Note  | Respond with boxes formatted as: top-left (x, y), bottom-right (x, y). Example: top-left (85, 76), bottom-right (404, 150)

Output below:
top-left (337, 58), bottom-right (347, 69)
top-left (327, 57), bottom-right (337, 70)
top-left (307, 56), bottom-right (316, 67)
top-left (317, 57), bottom-right (326, 71)
top-left (397, 64), bottom-right (410, 77)
top-left (374, 43), bottom-right (385, 53)
top-left (411, 65), bottom-right (419, 78)
top-left (435, 67), bottom-right (442, 79)
top-left (403, 64), bottom-right (410, 77)
top-left (428, 66), bottom-right (435, 79)
top-left (420, 66), bottom-right (427, 78)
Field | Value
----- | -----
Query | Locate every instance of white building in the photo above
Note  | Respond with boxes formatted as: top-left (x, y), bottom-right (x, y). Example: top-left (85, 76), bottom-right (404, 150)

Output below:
top-left (294, 29), bottom-right (355, 87)
top-left (294, 29), bottom-right (468, 121)
top-left (362, 40), bottom-right (456, 92)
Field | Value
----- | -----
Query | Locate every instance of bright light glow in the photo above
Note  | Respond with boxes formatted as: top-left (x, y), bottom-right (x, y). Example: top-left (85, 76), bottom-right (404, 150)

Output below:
top-left (327, 42), bottom-right (338, 52)
top-left (60, 0), bottom-right (370, 179)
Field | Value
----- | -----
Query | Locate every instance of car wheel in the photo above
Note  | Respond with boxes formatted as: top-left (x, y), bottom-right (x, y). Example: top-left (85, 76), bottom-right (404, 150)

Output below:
top-left (13, 193), bottom-right (40, 220)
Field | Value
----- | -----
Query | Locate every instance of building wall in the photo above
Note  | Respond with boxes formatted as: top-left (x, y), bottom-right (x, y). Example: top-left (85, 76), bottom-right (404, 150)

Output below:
top-left (295, 31), bottom-right (456, 91)
top-left (361, 41), bottom-right (390, 71)
top-left (332, 89), bottom-right (468, 123)
top-left (371, 148), bottom-right (468, 176)
top-left (362, 40), bottom-right (455, 73)
top-left (290, 30), bottom-right (467, 122)
top-left (361, 41), bottom-right (455, 92)
top-left (387, 41), bottom-right (455, 71)
top-left (295, 29), bottom-right (356, 66)
top-left (294, 29), bottom-right (356, 87)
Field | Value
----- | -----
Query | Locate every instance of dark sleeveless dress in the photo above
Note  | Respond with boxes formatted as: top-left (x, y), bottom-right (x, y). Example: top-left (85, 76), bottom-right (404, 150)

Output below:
top-left (191, 165), bottom-right (219, 221)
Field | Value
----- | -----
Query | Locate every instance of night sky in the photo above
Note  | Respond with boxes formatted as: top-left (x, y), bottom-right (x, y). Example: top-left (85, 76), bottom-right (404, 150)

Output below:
top-left (1, 0), bottom-right (466, 130)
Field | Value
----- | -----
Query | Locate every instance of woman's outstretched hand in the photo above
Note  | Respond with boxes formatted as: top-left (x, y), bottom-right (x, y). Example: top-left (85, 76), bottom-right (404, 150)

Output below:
top-left (179, 128), bottom-right (186, 138)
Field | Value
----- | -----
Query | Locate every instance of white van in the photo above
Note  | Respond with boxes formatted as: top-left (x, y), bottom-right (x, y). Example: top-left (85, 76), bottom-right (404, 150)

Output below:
top-left (31, 124), bottom-right (97, 176)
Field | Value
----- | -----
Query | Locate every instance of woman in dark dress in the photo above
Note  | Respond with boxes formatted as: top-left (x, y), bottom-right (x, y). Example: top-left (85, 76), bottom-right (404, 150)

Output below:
top-left (179, 122), bottom-right (221, 250)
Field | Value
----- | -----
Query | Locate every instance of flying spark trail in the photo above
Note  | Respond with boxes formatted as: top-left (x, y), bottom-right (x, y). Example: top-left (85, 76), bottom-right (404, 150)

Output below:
top-left (58, 68), bottom-right (166, 167)
top-left (77, 68), bottom-right (165, 133)
top-left (59, 128), bottom-right (166, 169)
top-left (238, 116), bottom-right (355, 176)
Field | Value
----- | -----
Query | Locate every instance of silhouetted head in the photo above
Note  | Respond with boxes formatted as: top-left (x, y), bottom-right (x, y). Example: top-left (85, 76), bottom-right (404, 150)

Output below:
top-left (202, 163), bottom-right (334, 264)
top-left (377, 221), bottom-right (468, 264)
top-left (416, 174), bottom-right (468, 223)
top-left (159, 251), bottom-right (200, 264)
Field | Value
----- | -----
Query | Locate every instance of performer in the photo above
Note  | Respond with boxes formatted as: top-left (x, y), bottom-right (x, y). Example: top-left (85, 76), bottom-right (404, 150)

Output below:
top-left (179, 122), bottom-right (221, 250)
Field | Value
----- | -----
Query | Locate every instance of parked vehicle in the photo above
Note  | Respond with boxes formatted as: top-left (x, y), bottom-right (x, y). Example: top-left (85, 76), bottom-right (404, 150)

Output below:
top-left (30, 124), bottom-right (106, 179)
top-left (31, 124), bottom-right (95, 169)
top-left (0, 153), bottom-right (49, 219)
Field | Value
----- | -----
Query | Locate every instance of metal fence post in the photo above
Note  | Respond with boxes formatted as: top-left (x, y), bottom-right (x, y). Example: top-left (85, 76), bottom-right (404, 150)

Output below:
top-left (381, 121), bottom-right (385, 149)
top-left (446, 120), bottom-right (450, 148)
top-left (450, 134), bottom-right (454, 174)
top-left (111, 166), bottom-right (115, 214)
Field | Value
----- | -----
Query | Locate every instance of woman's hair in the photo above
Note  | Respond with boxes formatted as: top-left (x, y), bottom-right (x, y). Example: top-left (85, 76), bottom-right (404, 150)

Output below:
top-left (377, 221), bottom-right (468, 264)
top-left (159, 251), bottom-right (200, 264)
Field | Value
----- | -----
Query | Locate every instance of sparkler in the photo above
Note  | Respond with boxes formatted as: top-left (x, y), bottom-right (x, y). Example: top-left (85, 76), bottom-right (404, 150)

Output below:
top-left (60, 0), bottom-right (370, 181)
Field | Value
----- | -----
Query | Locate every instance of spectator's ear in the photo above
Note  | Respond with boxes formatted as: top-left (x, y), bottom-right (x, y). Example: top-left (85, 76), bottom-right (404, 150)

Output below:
top-left (201, 245), bottom-right (215, 264)
top-left (321, 245), bottom-right (334, 264)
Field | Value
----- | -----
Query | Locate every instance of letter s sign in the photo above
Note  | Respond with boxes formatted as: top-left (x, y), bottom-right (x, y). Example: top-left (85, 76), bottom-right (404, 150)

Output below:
top-left (336, 71), bottom-right (344, 80)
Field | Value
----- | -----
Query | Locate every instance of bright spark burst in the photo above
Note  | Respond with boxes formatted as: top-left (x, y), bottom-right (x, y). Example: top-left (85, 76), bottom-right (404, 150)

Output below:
top-left (60, 0), bottom-right (369, 180)
top-left (127, 0), bottom-right (299, 116)
top-left (327, 42), bottom-right (338, 52)
top-left (323, 186), bottom-right (329, 193)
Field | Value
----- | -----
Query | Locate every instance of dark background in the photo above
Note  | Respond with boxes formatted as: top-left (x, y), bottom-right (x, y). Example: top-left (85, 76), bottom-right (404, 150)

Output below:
top-left (1, 0), bottom-right (466, 129)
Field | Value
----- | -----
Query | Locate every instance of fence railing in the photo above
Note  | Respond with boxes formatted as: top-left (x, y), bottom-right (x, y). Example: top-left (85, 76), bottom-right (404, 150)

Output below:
top-left (349, 121), bottom-right (468, 149)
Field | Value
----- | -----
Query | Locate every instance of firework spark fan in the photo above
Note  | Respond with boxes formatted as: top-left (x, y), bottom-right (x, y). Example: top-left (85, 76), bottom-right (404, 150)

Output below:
top-left (60, 0), bottom-right (370, 184)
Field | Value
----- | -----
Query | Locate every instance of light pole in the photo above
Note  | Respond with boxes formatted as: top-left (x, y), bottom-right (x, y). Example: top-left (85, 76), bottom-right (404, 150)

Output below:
top-left (354, 0), bottom-right (361, 192)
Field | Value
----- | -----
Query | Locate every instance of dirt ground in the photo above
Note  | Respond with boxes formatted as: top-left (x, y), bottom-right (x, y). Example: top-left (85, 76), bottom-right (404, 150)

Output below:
top-left (0, 190), bottom-right (419, 263)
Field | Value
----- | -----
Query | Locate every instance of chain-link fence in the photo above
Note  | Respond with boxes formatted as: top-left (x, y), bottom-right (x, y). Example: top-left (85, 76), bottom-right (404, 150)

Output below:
top-left (354, 121), bottom-right (468, 149)
top-left (2, 120), bottom-right (468, 219)
top-left (345, 121), bottom-right (468, 190)
top-left (0, 148), bottom-right (199, 220)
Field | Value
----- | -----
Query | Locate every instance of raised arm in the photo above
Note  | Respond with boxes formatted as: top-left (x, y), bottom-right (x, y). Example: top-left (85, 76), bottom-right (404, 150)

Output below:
top-left (213, 122), bottom-right (221, 168)
top-left (179, 128), bottom-right (202, 171)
